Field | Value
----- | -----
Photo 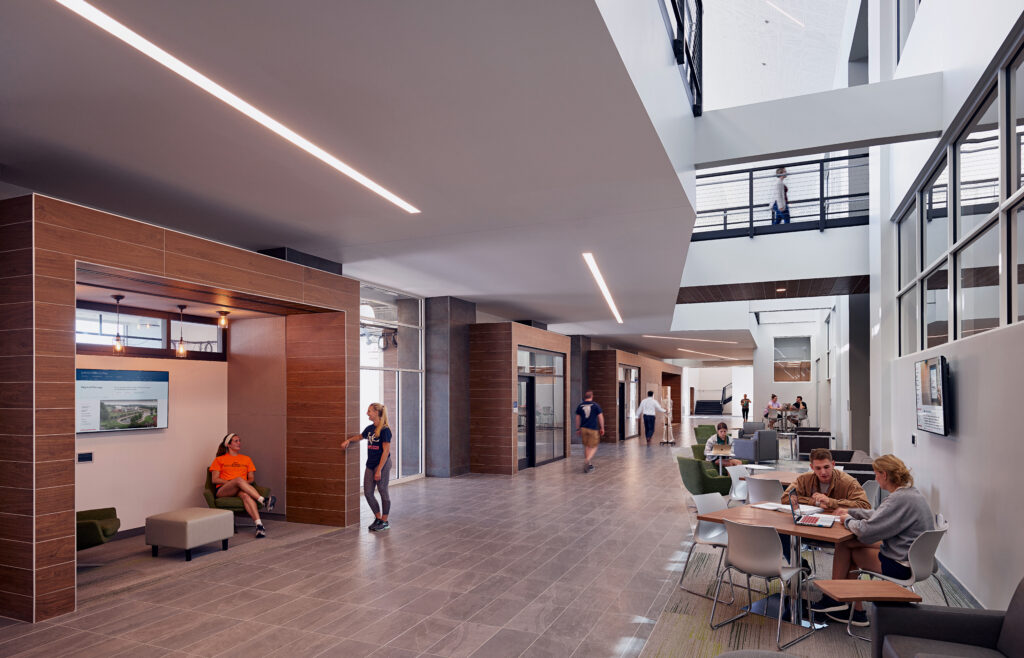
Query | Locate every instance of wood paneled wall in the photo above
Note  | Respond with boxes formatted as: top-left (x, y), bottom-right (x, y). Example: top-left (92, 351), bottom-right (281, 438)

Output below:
top-left (587, 349), bottom-right (683, 444)
top-left (0, 195), bottom-right (359, 622)
top-left (468, 323), bottom-right (571, 474)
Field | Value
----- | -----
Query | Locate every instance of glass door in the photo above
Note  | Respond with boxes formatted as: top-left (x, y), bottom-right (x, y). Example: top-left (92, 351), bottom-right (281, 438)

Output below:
top-left (517, 376), bottom-right (533, 471)
top-left (621, 365), bottom-right (640, 439)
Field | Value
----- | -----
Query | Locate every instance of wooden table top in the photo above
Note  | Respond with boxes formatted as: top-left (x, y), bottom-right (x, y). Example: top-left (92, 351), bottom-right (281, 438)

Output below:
top-left (696, 504), bottom-right (854, 543)
top-left (814, 579), bottom-right (922, 602)
top-left (749, 470), bottom-right (806, 485)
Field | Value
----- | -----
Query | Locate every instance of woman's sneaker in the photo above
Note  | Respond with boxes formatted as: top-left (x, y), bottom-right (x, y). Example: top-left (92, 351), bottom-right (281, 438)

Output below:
top-left (263, 495), bottom-right (276, 512)
top-left (374, 521), bottom-right (390, 531)
top-left (828, 608), bottom-right (868, 626)
top-left (810, 594), bottom-right (848, 613)
top-left (368, 519), bottom-right (383, 531)
top-left (255, 524), bottom-right (266, 538)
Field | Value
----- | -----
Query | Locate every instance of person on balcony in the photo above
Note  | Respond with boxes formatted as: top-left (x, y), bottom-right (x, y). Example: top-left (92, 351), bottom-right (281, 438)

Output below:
top-left (771, 167), bottom-right (790, 224)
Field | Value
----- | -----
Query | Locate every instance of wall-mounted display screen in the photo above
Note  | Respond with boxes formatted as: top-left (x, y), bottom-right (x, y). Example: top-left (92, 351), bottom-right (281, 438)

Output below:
top-left (76, 369), bottom-right (169, 433)
top-left (914, 356), bottom-right (952, 436)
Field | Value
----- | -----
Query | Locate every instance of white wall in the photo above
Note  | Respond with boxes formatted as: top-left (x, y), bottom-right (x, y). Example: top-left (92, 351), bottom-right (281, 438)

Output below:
top-left (752, 321), bottom-right (819, 426)
top-left (75, 355), bottom-right (227, 531)
top-left (731, 366), bottom-right (754, 417)
top-left (892, 321), bottom-right (1024, 608)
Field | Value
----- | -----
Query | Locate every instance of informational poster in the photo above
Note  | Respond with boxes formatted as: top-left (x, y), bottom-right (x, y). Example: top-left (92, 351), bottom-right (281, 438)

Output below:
top-left (914, 357), bottom-right (946, 435)
top-left (76, 369), bottom-right (169, 433)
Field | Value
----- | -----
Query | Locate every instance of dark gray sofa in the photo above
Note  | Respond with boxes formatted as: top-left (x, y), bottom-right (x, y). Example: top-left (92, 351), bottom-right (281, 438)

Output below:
top-left (733, 429), bottom-right (778, 464)
top-left (871, 576), bottom-right (1023, 657)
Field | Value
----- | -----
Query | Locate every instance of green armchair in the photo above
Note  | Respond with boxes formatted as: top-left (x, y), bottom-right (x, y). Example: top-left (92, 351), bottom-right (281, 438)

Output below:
top-left (693, 424), bottom-right (717, 443)
top-left (77, 508), bottom-right (120, 550)
top-left (677, 456), bottom-right (732, 496)
top-left (203, 471), bottom-right (271, 522)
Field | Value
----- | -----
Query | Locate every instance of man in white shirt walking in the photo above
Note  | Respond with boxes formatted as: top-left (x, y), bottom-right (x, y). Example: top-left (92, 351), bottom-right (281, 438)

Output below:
top-left (636, 391), bottom-right (666, 443)
top-left (771, 167), bottom-right (790, 225)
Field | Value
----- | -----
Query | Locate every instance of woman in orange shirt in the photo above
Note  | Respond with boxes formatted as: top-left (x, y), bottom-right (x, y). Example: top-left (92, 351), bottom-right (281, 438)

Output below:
top-left (209, 433), bottom-right (276, 537)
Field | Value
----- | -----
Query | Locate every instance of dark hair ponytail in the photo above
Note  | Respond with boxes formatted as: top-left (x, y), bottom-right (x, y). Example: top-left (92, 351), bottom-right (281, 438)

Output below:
top-left (216, 433), bottom-right (236, 458)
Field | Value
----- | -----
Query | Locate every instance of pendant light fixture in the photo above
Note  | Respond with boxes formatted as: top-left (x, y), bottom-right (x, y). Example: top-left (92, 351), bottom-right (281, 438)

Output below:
top-left (175, 305), bottom-right (188, 358)
top-left (217, 310), bottom-right (230, 328)
top-left (112, 294), bottom-right (125, 355)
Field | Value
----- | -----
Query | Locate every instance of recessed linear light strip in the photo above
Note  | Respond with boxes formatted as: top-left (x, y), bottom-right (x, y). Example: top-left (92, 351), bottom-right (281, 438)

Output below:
top-left (581, 253), bottom-right (623, 324)
top-left (641, 334), bottom-right (738, 345)
top-left (765, 1), bottom-right (805, 28)
top-left (677, 347), bottom-right (737, 360)
top-left (54, 0), bottom-right (420, 214)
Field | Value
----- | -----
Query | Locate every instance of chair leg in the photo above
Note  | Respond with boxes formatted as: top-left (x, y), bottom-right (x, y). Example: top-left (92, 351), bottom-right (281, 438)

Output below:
top-left (777, 578), bottom-right (818, 651)
top-left (679, 543), bottom-right (734, 604)
top-left (933, 575), bottom-right (950, 606)
top-left (710, 567), bottom-right (749, 630)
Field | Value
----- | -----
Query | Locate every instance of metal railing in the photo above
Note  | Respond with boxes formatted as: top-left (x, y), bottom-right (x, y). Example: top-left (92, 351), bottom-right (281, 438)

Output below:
top-left (664, 0), bottom-right (702, 116)
top-left (693, 154), bottom-right (870, 240)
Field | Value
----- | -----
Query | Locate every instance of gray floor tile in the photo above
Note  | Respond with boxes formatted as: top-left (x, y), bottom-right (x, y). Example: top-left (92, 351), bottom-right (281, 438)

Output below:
top-left (467, 628), bottom-right (539, 658)
top-left (424, 622), bottom-right (501, 658)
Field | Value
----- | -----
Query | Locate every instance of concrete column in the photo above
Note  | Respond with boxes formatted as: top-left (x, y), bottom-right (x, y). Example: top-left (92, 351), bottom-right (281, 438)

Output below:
top-left (568, 335), bottom-right (592, 444)
top-left (425, 297), bottom-right (475, 477)
top-left (848, 293), bottom-right (871, 453)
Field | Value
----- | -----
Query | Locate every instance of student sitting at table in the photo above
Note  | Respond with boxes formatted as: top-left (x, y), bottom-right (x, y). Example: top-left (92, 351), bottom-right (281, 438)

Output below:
top-left (811, 454), bottom-right (935, 627)
top-left (704, 422), bottom-right (743, 470)
top-left (764, 394), bottom-right (782, 429)
top-left (780, 448), bottom-right (870, 567)
top-left (787, 396), bottom-right (808, 428)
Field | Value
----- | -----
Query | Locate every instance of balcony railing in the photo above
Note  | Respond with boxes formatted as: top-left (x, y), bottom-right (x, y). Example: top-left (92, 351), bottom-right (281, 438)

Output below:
top-left (664, 0), bottom-right (703, 117)
top-left (693, 154), bottom-right (869, 240)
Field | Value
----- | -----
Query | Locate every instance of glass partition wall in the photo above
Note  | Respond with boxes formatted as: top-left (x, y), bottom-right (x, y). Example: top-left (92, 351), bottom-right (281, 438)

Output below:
top-left (516, 349), bottom-right (566, 469)
top-left (359, 284), bottom-right (423, 481)
top-left (894, 38), bottom-right (1024, 354)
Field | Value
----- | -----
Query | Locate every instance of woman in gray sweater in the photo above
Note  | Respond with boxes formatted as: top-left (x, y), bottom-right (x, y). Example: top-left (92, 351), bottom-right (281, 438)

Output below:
top-left (812, 454), bottom-right (935, 626)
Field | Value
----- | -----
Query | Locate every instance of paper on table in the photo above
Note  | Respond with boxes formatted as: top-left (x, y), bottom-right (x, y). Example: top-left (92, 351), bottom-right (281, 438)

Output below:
top-left (751, 502), bottom-right (824, 514)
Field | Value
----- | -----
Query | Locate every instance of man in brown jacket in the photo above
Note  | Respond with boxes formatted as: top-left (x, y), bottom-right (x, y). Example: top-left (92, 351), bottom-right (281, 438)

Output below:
top-left (782, 448), bottom-right (871, 511)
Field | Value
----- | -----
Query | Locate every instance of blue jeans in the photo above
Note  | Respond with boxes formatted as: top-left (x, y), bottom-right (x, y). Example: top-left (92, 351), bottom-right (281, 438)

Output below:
top-left (772, 202), bottom-right (790, 225)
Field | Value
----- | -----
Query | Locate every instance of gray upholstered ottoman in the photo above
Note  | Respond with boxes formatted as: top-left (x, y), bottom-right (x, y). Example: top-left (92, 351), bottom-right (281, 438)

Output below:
top-left (146, 508), bottom-right (234, 561)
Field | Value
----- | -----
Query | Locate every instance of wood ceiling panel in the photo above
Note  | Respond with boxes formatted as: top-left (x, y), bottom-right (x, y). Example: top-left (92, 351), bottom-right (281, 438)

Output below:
top-left (677, 275), bottom-right (870, 304)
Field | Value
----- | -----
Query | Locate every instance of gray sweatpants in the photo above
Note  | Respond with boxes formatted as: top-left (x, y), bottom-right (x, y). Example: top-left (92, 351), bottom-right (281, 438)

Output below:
top-left (363, 458), bottom-right (392, 516)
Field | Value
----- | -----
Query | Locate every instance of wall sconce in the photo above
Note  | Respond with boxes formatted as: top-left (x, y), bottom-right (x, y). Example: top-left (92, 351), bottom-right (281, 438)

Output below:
top-left (112, 294), bottom-right (125, 355)
top-left (217, 310), bottom-right (230, 328)
top-left (175, 305), bottom-right (188, 358)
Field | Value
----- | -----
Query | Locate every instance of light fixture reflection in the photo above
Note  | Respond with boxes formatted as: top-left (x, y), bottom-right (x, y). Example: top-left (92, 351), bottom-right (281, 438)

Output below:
top-left (582, 252), bottom-right (623, 324)
top-left (54, 0), bottom-right (420, 214)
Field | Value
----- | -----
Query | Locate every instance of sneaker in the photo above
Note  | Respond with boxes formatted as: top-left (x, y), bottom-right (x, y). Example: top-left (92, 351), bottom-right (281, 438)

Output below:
top-left (263, 495), bottom-right (277, 512)
top-left (810, 594), bottom-right (848, 613)
top-left (255, 524), bottom-right (266, 538)
top-left (374, 521), bottom-right (390, 531)
top-left (828, 608), bottom-right (868, 626)
top-left (587, 463), bottom-right (596, 473)
top-left (583, 463), bottom-right (591, 474)
top-left (368, 519), bottom-right (383, 531)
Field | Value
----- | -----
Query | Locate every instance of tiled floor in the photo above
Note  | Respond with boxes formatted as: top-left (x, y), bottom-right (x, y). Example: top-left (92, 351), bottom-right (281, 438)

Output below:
top-left (0, 433), bottom-right (695, 658)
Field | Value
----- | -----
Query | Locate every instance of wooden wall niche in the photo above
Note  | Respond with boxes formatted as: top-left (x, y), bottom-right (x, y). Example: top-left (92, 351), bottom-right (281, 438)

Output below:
top-left (0, 195), bottom-right (360, 622)
top-left (468, 323), bottom-right (571, 474)
top-left (586, 349), bottom-right (682, 443)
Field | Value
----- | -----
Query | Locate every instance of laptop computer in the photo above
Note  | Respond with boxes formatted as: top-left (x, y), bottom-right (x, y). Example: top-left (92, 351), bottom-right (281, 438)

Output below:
top-left (789, 494), bottom-right (835, 527)
top-left (709, 443), bottom-right (732, 456)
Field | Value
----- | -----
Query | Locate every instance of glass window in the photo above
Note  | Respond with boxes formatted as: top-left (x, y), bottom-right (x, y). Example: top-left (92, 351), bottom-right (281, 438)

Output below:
top-left (1015, 50), bottom-right (1024, 190)
top-left (170, 320), bottom-right (222, 354)
top-left (360, 284), bottom-right (420, 325)
top-left (924, 261), bottom-right (949, 348)
top-left (958, 94), bottom-right (999, 238)
top-left (75, 308), bottom-right (165, 348)
top-left (900, 287), bottom-right (919, 356)
top-left (360, 324), bottom-right (418, 370)
top-left (1017, 207), bottom-right (1024, 322)
top-left (924, 163), bottom-right (949, 267)
top-left (957, 223), bottom-right (1000, 339)
top-left (773, 337), bottom-right (811, 382)
top-left (899, 203), bottom-right (918, 288)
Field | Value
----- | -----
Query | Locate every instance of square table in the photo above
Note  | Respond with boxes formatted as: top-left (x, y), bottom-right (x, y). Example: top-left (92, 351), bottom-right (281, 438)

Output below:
top-left (749, 470), bottom-right (806, 486)
top-left (814, 579), bottom-right (921, 640)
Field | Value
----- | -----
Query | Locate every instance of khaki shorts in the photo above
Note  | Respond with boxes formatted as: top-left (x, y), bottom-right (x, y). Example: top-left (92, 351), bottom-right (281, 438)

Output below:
top-left (580, 428), bottom-right (601, 447)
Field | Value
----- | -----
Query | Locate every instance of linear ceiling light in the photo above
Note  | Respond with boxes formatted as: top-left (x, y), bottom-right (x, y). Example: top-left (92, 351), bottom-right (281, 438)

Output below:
top-left (581, 253), bottom-right (623, 324)
top-left (677, 347), bottom-right (737, 360)
top-left (54, 0), bottom-right (420, 214)
top-left (765, 1), bottom-right (805, 28)
top-left (642, 334), bottom-right (738, 345)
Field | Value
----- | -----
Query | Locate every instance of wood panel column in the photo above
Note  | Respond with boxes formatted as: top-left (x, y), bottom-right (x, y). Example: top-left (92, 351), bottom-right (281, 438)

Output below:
top-left (285, 312), bottom-right (352, 526)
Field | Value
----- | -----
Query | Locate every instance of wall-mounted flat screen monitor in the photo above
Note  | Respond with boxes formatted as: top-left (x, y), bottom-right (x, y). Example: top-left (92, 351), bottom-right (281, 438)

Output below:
top-left (76, 369), bottom-right (169, 433)
top-left (914, 356), bottom-right (951, 436)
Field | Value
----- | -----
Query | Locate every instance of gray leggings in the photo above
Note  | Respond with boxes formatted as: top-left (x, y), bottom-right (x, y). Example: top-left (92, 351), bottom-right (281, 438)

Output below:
top-left (363, 458), bottom-right (391, 516)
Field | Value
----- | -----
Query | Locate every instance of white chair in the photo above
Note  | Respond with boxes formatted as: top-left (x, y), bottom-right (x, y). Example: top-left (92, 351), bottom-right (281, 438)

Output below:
top-left (680, 493), bottom-right (735, 602)
top-left (710, 520), bottom-right (816, 650)
top-left (862, 479), bottom-right (880, 508)
top-left (854, 515), bottom-right (950, 605)
top-left (834, 465), bottom-right (845, 471)
top-left (747, 477), bottom-right (784, 505)
top-left (726, 465), bottom-right (749, 505)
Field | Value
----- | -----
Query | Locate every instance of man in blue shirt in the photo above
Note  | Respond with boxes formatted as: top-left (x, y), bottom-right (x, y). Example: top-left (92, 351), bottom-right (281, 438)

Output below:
top-left (575, 390), bottom-right (604, 473)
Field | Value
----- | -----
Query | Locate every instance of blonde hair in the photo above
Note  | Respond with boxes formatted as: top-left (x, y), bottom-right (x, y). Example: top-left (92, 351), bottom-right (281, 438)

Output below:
top-left (873, 454), bottom-right (913, 487)
top-left (369, 402), bottom-right (390, 436)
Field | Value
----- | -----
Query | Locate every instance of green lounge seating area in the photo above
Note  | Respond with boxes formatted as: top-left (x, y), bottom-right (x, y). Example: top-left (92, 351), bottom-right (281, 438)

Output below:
top-left (202, 472), bottom-right (271, 524)
top-left (76, 507), bottom-right (121, 551)
top-left (677, 455), bottom-right (732, 496)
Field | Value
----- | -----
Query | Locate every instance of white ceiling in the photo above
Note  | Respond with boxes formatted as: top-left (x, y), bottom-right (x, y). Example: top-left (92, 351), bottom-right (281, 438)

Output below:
top-left (0, 0), bottom-right (696, 337)
top-left (703, 0), bottom-right (854, 110)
